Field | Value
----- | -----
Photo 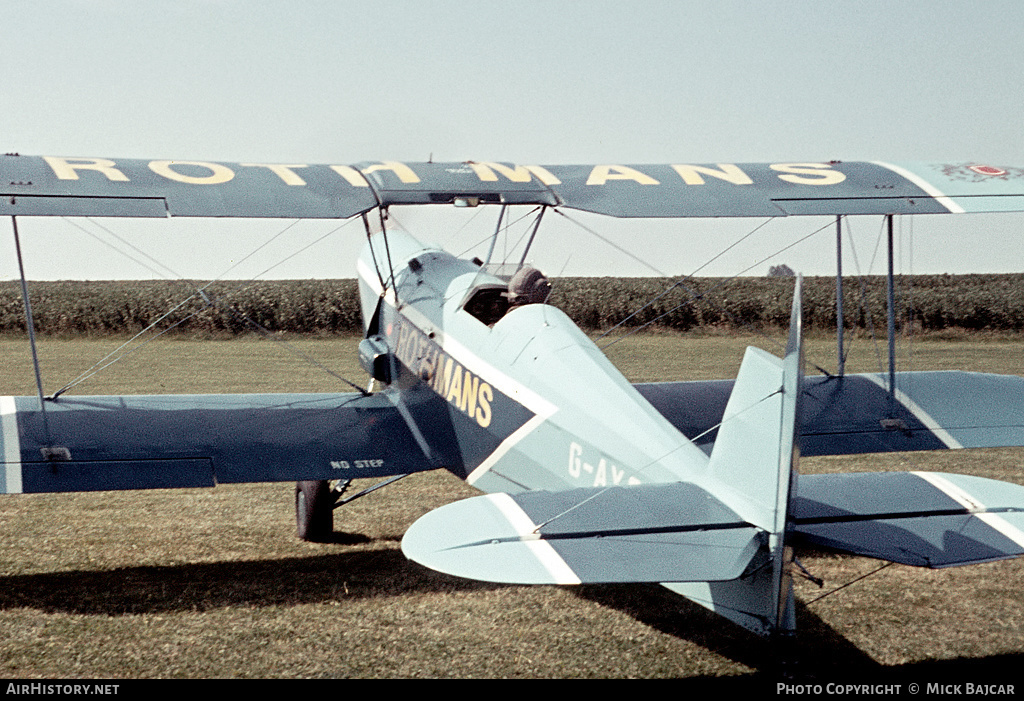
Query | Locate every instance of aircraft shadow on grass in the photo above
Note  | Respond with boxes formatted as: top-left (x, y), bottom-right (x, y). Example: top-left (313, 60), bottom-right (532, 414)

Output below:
top-left (0, 549), bottom-right (487, 616)
top-left (2, 547), bottom-right (1020, 680)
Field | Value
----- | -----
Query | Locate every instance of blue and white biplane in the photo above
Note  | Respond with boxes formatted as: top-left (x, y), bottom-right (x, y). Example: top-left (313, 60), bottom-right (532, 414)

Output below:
top-left (3, 155), bottom-right (1024, 641)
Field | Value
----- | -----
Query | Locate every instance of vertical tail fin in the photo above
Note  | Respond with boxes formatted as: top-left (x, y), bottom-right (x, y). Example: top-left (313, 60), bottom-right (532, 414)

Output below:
top-left (664, 276), bottom-right (803, 637)
top-left (774, 274), bottom-right (803, 638)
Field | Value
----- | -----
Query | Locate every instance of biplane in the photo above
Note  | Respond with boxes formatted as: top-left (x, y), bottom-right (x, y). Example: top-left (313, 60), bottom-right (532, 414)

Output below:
top-left (3, 155), bottom-right (1024, 641)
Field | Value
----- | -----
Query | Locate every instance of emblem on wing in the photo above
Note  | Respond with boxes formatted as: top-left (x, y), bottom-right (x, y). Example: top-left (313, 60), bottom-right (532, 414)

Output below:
top-left (940, 163), bottom-right (1024, 181)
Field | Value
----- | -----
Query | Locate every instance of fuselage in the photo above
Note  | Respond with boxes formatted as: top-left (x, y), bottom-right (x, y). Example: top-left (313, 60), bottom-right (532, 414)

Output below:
top-left (356, 230), bottom-right (712, 495)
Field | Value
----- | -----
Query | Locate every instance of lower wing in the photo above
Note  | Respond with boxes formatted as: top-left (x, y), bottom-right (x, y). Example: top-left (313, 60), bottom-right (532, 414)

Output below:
top-left (1, 390), bottom-right (439, 494)
top-left (636, 371), bottom-right (1024, 456)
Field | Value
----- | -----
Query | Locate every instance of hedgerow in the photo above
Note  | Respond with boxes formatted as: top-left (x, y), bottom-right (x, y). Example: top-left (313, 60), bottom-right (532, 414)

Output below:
top-left (0, 280), bottom-right (361, 336)
top-left (551, 274), bottom-right (1024, 333)
top-left (1, 274), bottom-right (1022, 336)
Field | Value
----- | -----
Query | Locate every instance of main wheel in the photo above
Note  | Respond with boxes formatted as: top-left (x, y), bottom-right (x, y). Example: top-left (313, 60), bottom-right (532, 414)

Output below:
top-left (295, 480), bottom-right (333, 542)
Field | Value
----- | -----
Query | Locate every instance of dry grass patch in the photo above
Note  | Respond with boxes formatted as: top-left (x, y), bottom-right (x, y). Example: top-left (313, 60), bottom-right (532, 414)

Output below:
top-left (0, 333), bottom-right (1022, 678)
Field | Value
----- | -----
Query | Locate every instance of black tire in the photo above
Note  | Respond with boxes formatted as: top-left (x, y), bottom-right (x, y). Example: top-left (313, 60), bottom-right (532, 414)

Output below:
top-left (296, 480), bottom-right (333, 542)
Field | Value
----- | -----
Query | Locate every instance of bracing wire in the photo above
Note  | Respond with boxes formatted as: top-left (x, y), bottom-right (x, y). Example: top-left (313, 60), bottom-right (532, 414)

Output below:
top-left (214, 219), bottom-right (304, 279)
top-left (552, 209), bottom-right (669, 277)
top-left (804, 562), bottom-right (895, 606)
top-left (361, 211), bottom-right (389, 293)
top-left (52, 216), bottom-right (368, 395)
top-left (446, 206), bottom-right (543, 260)
top-left (207, 304), bottom-right (372, 395)
top-left (547, 211), bottom-right (843, 374)
top-left (439, 201), bottom-right (487, 249)
top-left (849, 217), bottom-right (891, 379)
top-left (834, 214), bottom-right (880, 376)
top-left (52, 300), bottom-right (207, 399)
top-left (63, 217), bottom-right (191, 285)
top-left (532, 384), bottom-right (785, 528)
top-left (897, 215), bottom-right (916, 376)
top-left (687, 218), bottom-right (777, 278)
top-left (225, 219), bottom-right (350, 283)
top-left (597, 220), bottom-right (837, 353)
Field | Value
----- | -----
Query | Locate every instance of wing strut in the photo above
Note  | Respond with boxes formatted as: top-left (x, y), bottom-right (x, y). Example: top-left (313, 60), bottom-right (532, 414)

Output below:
top-left (9, 216), bottom-right (62, 458)
top-left (484, 204), bottom-right (506, 266)
top-left (835, 215), bottom-right (845, 376)
top-left (360, 211), bottom-right (390, 294)
top-left (886, 214), bottom-right (897, 404)
top-left (515, 205), bottom-right (548, 270)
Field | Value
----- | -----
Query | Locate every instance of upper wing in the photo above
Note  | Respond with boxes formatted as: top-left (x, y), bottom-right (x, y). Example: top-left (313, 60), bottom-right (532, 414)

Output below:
top-left (4, 155), bottom-right (1024, 219)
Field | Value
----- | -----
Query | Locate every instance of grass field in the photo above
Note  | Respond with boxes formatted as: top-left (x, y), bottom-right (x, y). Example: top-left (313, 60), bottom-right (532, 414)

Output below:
top-left (0, 331), bottom-right (1022, 679)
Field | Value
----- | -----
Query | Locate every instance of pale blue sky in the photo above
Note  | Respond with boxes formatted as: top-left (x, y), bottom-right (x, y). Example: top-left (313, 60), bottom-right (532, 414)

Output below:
top-left (3, 0), bottom-right (1023, 279)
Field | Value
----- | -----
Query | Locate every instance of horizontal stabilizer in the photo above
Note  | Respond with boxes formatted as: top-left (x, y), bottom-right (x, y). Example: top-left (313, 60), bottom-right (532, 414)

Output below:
top-left (401, 483), bottom-right (762, 585)
top-left (792, 471), bottom-right (1024, 567)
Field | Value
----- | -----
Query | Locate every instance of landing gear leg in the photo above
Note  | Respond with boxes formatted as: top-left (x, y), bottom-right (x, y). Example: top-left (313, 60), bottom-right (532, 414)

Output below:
top-left (294, 475), bottom-right (406, 542)
top-left (295, 480), bottom-right (334, 542)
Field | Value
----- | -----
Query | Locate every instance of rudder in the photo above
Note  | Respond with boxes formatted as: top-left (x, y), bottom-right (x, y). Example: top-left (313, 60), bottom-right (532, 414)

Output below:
top-left (665, 275), bottom-right (803, 638)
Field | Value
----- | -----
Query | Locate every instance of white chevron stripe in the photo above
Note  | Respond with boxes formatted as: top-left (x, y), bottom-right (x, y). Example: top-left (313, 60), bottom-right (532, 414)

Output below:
top-left (913, 471), bottom-right (1024, 550)
top-left (863, 374), bottom-right (964, 449)
top-left (487, 493), bottom-right (581, 585)
top-left (1, 396), bottom-right (23, 494)
top-left (872, 161), bottom-right (966, 214)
